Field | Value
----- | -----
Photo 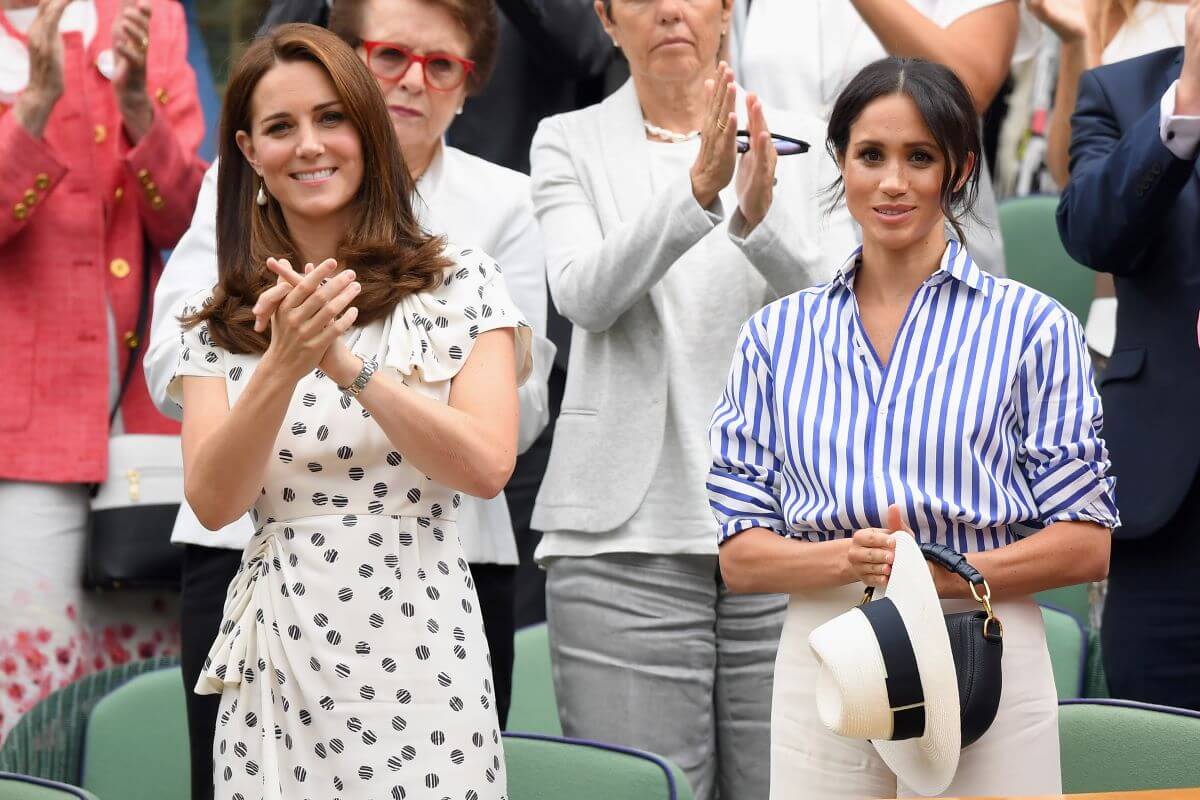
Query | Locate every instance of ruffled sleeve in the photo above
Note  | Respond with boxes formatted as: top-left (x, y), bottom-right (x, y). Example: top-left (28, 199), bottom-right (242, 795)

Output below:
top-left (379, 247), bottom-right (533, 385)
top-left (165, 289), bottom-right (226, 409)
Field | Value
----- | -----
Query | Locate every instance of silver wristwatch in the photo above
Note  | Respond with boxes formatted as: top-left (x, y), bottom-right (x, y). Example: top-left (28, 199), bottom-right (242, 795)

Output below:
top-left (340, 356), bottom-right (378, 398)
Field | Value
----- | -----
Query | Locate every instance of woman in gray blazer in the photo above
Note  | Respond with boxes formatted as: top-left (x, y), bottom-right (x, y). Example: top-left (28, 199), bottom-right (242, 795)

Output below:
top-left (527, 1), bottom-right (857, 797)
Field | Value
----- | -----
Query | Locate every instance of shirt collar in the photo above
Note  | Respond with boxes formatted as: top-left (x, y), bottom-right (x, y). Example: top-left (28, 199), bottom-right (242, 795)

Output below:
top-left (829, 240), bottom-right (991, 295)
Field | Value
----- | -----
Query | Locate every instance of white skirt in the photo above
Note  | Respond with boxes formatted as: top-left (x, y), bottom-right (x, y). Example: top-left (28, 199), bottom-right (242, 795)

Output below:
top-left (770, 585), bottom-right (1061, 799)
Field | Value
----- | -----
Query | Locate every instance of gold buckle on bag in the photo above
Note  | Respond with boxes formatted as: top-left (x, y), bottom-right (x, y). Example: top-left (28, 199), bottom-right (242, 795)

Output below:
top-left (971, 579), bottom-right (1004, 638)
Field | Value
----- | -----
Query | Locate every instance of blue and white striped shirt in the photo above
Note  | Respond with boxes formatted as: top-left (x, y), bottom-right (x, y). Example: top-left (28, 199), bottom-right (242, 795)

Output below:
top-left (708, 242), bottom-right (1119, 553)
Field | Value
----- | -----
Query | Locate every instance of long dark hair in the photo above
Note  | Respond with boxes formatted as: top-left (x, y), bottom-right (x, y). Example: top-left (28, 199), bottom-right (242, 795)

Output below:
top-left (826, 57), bottom-right (982, 244)
top-left (184, 23), bottom-right (451, 353)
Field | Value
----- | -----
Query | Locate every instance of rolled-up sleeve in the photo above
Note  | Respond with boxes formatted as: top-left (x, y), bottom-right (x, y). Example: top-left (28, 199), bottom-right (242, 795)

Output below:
top-left (1016, 308), bottom-right (1120, 529)
top-left (708, 315), bottom-right (787, 543)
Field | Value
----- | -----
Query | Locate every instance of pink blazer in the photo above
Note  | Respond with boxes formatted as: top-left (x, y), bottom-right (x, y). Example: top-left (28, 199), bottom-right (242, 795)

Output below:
top-left (0, 0), bottom-right (206, 483)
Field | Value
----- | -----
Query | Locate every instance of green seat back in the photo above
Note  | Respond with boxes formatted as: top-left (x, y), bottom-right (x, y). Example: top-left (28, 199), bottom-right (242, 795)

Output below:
top-left (998, 195), bottom-right (1095, 322)
top-left (0, 773), bottom-right (98, 800)
top-left (0, 657), bottom-right (179, 785)
top-left (1040, 605), bottom-right (1087, 699)
top-left (80, 667), bottom-right (189, 800)
top-left (503, 733), bottom-right (693, 800)
top-left (508, 623), bottom-right (562, 735)
top-left (1084, 633), bottom-right (1109, 698)
top-left (1035, 583), bottom-right (1091, 626)
top-left (1059, 700), bottom-right (1200, 793)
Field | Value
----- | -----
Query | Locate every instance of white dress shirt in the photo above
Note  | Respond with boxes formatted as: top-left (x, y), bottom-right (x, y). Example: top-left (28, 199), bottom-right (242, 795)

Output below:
top-left (145, 145), bottom-right (553, 563)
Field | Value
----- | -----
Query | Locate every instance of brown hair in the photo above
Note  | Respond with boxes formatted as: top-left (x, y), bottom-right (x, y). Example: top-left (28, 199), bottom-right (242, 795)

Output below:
top-left (185, 23), bottom-right (451, 354)
top-left (328, 0), bottom-right (499, 93)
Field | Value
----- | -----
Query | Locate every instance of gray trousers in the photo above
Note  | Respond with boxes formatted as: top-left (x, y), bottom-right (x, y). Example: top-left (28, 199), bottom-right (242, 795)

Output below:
top-left (545, 553), bottom-right (786, 800)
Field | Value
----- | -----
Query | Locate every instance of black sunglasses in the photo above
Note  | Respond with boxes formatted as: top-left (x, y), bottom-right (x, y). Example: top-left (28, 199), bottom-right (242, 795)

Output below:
top-left (735, 130), bottom-right (810, 156)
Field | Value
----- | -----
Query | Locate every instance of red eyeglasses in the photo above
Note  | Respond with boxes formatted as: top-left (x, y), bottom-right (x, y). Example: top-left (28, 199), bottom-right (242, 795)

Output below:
top-left (362, 41), bottom-right (476, 91)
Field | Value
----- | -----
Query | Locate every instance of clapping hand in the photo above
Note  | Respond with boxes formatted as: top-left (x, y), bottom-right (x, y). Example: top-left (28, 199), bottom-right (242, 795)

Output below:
top-left (258, 258), bottom-right (362, 385)
top-left (111, 0), bottom-right (154, 141)
top-left (690, 61), bottom-right (738, 209)
top-left (13, 0), bottom-right (71, 138)
top-left (1025, 0), bottom-right (1088, 44)
top-left (734, 91), bottom-right (777, 232)
top-left (256, 258), bottom-right (363, 387)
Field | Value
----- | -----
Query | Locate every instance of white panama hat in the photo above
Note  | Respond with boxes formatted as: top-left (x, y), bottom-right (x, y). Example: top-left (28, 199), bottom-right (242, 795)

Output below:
top-left (808, 533), bottom-right (961, 797)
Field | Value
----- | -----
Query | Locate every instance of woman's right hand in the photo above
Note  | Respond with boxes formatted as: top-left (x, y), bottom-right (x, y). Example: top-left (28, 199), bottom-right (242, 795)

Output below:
top-left (847, 527), bottom-right (896, 588)
top-left (1025, 0), bottom-right (1088, 43)
top-left (14, 0), bottom-right (72, 138)
top-left (690, 61), bottom-right (738, 209)
top-left (260, 258), bottom-right (361, 384)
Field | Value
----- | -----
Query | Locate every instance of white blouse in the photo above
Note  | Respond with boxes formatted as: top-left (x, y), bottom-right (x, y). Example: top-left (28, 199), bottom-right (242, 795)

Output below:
top-left (0, 0), bottom-right (97, 99)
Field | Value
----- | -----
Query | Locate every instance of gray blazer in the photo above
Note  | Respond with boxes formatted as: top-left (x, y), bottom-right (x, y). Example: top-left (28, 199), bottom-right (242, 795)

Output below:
top-left (529, 79), bottom-right (857, 535)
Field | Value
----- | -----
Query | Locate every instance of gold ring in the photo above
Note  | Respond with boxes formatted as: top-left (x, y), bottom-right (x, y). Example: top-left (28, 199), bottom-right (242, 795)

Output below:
top-left (716, 119), bottom-right (728, 132)
top-left (140, 35), bottom-right (149, 51)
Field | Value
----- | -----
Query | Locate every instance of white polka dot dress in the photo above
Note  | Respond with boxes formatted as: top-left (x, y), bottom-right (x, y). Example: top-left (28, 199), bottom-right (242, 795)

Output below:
top-left (170, 249), bottom-right (532, 800)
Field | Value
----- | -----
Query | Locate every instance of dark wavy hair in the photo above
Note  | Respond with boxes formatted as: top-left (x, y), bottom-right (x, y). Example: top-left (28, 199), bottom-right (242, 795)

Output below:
top-left (825, 57), bottom-right (983, 244)
top-left (183, 23), bottom-right (451, 353)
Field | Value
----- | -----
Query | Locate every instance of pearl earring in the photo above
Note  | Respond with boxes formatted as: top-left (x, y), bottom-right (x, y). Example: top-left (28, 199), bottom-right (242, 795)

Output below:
top-left (256, 181), bottom-right (267, 206)
top-left (456, 106), bottom-right (464, 116)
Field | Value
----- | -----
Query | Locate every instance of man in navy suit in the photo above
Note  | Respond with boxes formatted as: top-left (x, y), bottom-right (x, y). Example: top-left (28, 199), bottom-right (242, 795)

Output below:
top-left (1057, 1), bottom-right (1200, 711)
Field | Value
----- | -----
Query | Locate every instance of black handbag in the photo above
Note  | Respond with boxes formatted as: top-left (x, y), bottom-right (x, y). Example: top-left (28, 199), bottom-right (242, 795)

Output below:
top-left (864, 541), bottom-right (1004, 748)
top-left (83, 250), bottom-right (184, 591)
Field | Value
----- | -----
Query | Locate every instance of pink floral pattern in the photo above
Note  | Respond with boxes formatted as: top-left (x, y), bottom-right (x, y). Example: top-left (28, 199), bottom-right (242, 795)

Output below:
top-left (0, 597), bottom-right (180, 744)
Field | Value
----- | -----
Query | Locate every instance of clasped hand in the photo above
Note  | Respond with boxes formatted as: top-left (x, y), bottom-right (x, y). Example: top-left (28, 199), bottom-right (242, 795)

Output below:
top-left (847, 504), bottom-right (952, 595)
top-left (255, 257), bottom-right (363, 387)
top-left (689, 61), bottom-right (778, 231)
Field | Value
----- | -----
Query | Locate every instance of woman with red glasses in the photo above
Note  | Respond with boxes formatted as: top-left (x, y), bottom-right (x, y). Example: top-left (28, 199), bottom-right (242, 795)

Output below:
top-left (145, 2), bottom-right (552, 798)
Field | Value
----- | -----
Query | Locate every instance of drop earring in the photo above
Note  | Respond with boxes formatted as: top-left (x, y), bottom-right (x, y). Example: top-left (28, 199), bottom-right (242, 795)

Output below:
top-left (256, 181), bottom-right (268, 206)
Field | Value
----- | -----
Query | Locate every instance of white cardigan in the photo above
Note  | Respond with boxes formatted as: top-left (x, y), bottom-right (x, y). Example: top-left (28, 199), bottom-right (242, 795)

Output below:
top-left (530, 79), bottom-right (858, 536)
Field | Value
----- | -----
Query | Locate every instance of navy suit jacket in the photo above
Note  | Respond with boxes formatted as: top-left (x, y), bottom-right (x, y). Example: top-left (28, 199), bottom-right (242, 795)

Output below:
top-left (1057, 47), bottom-right (1200, 540)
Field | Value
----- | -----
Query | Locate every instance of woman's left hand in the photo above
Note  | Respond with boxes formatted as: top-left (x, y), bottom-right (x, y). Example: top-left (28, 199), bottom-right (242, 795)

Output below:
top-left (734, 92), bottom-right (777, 233)
top-left (256, 258), bottom-right (364, 387)
top-left (112, 0), bottom-right (154, 142)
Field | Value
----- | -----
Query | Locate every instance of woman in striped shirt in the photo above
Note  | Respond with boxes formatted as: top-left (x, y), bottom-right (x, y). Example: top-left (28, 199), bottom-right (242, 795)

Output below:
top-left (708, 57), bottom-right (1117, 799)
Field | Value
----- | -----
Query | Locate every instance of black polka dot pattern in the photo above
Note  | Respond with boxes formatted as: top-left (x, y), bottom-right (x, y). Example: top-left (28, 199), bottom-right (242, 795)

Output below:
top-left (175, 250), bottom-right (527, 800)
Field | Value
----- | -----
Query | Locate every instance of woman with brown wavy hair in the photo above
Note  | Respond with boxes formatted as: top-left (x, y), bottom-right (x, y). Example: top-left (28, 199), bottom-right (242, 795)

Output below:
top-left (170, 23), bottom-right (530, 800)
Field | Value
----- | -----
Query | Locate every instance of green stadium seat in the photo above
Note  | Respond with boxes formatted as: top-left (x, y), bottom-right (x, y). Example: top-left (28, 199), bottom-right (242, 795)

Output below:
top-left (1040, 604), bottom-right (1088, 699)
top-left (80, 667), bottom-right (189, 800)
top-left (1084, 632), bottom-right (1109, 698)
top-left (0, 773), bottom-right (97, 800)
top-left (998, 195), bottom-right (1095, 323)
top-left (503, 732), bottom-right (693, 800)
top-left (508, 623), bottom-right (563, 735)
top-left (0, 657), bottom-right (178, 786)
top-left (1059, 699), bottom-right (1200, 793)
top-left (1034, 583), bottom-right (1092, 626)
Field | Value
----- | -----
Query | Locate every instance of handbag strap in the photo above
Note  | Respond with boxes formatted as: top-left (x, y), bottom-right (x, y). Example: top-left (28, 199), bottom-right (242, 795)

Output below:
top-left (109, 244), bottom-right (154, 426)
top-left (918, 541), bottom-right (985, 587)
top-left (861, 539), bottom-right (990, 598)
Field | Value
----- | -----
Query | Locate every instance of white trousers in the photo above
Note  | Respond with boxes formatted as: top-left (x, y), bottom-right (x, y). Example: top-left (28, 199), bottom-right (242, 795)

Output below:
top-left (770, 585), bottom-right (1061, 799)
